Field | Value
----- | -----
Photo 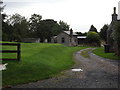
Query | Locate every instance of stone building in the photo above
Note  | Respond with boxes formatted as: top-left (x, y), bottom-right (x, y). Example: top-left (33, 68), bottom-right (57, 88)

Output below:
top-left (51, 29), bottom-right (78, 46)
top-left (107, 7), bottom-right (120, 52)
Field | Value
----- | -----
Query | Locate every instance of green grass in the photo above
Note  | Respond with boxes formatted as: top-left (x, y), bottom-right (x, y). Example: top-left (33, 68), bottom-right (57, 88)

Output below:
top-left (80, 49), bottom-right (92, 58)
top-left (93, 47), bottom-right (120, 60)
top-left (2, 42), bottom-right (88, 87)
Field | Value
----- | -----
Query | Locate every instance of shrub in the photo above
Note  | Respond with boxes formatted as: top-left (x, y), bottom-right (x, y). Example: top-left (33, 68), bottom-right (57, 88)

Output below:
top-left (86, 31), bottom-right (101, 46)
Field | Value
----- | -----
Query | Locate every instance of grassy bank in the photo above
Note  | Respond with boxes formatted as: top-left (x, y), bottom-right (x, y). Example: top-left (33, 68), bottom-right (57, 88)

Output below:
top-left (93, 47), bottom-right (120, 60)
top-left (2, 42), bottom-right (87, 87)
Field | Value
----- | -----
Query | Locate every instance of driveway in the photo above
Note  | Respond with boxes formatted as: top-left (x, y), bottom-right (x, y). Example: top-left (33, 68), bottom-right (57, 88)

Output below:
top-left (12, 48), bottom-right (119, 88)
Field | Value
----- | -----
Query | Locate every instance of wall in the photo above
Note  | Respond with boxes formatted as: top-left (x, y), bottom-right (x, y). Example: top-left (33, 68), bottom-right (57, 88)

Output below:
top-left (22, 38), bottom-right (40, 43)
top-left (57, 32), bottom-right (70, 46)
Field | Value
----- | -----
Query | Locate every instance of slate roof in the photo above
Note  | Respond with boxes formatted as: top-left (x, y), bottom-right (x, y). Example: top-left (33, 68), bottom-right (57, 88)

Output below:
top-left (64, 31), bottom-right (78, 36)
top-left (77, 36), bottom-right (87, 39)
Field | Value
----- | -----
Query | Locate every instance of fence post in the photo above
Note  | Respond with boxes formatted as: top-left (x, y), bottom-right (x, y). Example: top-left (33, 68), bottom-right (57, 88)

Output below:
top-left (17, 44), bottom-right (21, 61)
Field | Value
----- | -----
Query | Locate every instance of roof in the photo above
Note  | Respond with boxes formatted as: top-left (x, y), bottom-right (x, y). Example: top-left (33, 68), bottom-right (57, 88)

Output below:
top-left (64, 31), bottom-right (78, 36)
top-left (52, 36), bottom-right (57, 38)
top-left (77, 36), bottom-right (87, 39)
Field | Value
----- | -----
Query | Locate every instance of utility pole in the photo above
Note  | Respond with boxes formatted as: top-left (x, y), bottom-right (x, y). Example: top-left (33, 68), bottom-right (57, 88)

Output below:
top-left (118, 1), bottom-right (120, 20)
top-left (0, 0), bottom-right (3, 41)
top-left (0, 0), bottom-right (5, 41)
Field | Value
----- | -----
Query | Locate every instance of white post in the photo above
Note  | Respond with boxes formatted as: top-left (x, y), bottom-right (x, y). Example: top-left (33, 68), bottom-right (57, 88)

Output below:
top-left (118, 1), bottom-right (120, 20)
top-left (0, 0), bottom-right (2, 41)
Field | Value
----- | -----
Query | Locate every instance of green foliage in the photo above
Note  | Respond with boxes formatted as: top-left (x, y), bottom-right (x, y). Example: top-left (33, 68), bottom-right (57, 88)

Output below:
top-left (87, 31), bottom-right (101, 46)
top-left (93, 47), bottom-right (120, 60)
top-left (37, 19), bottom-right (62, 42)
top-left (2, 13), bottom-right (70, 42)
top-left (100, 24), bottom-right (108, 43)
top-left (29, 14), bottom-right (42, 37)
top-left (59, 20), bottom-right (70, 31)
top-left (76, 32), bottom-right (87, 36)
top-left (3, 13), bottom-right (29, 41)
top-left (2, 14), bottom-right (14, 41)
top-left (89, 25), bottom-right (98, 33)
top-left (2, 42), bottom-right (87, 86)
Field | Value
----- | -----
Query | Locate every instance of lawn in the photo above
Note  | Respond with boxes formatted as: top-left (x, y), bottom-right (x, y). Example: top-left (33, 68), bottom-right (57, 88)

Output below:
top-left (1, 42), bottom-right (88, 87)
top-left (93, 47), bottom-right (120, 60)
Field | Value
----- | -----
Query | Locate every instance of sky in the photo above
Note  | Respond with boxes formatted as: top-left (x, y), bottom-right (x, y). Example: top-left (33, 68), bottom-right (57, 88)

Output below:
top-left (2, 0), bottom-right (120, 32)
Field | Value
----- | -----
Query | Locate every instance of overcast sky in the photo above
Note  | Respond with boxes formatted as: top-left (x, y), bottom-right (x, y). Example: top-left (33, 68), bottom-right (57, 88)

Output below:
top-left (3, 0), bottom-right (120, 32)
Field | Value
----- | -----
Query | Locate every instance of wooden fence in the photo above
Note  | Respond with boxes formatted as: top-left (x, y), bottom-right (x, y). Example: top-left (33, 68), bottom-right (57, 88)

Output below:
top-left (0, 43), bottom-right (21, 61)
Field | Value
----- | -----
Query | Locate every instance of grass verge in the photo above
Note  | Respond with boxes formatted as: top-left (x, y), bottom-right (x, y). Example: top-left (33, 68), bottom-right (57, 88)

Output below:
top-left (93, 47), bottom-right (120, 60)
top-left (2, 42), bottom-right (88, 87)
top-left (80, 49), bottom-right (92, 58)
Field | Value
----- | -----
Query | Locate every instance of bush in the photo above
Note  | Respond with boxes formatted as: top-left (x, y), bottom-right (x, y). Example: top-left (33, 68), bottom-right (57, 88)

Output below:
top-left (86, 31), bottom-right (101, 46)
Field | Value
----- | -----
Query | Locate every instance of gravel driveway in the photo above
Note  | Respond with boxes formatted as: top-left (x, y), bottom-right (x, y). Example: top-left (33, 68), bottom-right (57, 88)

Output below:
top-left (12, 48), bottom-right (119, 88)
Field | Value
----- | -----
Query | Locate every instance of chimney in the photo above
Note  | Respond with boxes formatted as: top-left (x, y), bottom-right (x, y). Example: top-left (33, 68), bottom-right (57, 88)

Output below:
top-left (112, 7), bottom-right (118, 21)
top-left (70, 29), bottom-right (73, 37)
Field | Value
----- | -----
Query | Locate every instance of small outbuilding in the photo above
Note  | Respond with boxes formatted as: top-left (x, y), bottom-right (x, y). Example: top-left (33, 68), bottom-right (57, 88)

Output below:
top-left (77, 36), bottom-right (87, 45)
top-left (51, 29), bottom-right (78, 46)
top-left (22, 38), bottom-right (40, 43)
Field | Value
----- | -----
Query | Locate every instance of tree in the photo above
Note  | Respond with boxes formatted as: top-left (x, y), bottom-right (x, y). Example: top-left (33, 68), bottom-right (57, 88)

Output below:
top-left (100, 24), bottom-right (109, 43)
top-left (29, 14), bottom-right (42, 32)
top-left (2, 14), bottom-right (13, 41)
top-left (29, 14), bottom-right (42, 38)
top-left (87, 31), bottom-right (101, 46)
top-left (59, 20), bottom-right (70, 31)
top-left (0, 0), bottom-right (5, 12)
top-left (112, 21), bottom-right (120, 56)
top-left (7, 13), bottom-right (29, 41)
top-left (76, 32), bottom-right (87, 36)
top-left (37, 19), bottom-right (61, 42)
top-left (89, 25), bottom-right (98, 33)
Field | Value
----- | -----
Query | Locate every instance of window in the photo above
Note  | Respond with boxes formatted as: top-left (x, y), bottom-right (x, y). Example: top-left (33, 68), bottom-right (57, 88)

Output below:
top-left (61, 37), bottom-right (65, 43)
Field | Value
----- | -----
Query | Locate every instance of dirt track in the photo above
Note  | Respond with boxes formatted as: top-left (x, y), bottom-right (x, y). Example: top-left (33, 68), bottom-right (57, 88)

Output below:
top-left (12, 48), bottom-right (119, 88)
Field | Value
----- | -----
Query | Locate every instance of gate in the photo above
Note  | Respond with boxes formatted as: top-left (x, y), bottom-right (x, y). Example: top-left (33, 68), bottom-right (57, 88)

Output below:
top-left (0, 43), bottom-right (21, 61)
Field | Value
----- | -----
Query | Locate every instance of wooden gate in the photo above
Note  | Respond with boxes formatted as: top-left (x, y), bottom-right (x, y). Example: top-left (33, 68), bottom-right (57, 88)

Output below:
top-left (0, 43), bottom-right (21, 61)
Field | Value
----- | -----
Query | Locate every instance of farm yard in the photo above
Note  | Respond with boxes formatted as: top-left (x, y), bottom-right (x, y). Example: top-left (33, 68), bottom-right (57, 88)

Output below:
top-left (1, 0), bottom-right (120, 88)
top-left (1, 42), bottom-right (119, 88)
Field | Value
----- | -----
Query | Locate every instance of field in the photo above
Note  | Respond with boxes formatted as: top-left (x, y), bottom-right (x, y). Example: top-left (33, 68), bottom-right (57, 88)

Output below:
top-left (1, 42), bottom-right (87, 87)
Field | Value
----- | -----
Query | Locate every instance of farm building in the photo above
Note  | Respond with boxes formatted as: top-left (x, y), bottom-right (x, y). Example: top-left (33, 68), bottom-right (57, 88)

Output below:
top-left (51, 29), bottom-right (78, 46)
top-left (77, 36), bottom-right (87, 45)
top-left (22, 38), bottom-right (40, 43)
